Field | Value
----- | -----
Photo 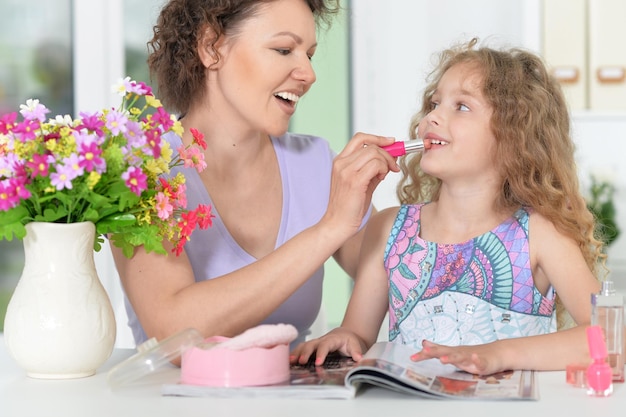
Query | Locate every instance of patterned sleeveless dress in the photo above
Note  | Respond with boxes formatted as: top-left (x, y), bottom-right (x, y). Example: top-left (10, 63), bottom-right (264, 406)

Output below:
top-left (384, 204), bottom-right (556, 349)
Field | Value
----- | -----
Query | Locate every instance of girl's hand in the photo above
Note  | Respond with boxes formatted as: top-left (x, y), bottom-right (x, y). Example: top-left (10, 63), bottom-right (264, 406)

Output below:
top-left (410, 340), bottom-right (506, 376)
top-left (289, 327), bottom-right (368, 366)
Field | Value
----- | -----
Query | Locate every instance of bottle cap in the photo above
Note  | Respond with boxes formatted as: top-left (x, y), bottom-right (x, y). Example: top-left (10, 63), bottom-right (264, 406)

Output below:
top-left (587, 325), bottom-right (608, 360)
top-left (600, 280), bottom-right (616, 296)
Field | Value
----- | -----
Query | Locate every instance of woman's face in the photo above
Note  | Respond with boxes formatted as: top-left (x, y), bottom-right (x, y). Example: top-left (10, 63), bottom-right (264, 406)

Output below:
top-left (417, 62), bottom-right (499, 185)
top-left (209, 0), bottom-right (318, 137)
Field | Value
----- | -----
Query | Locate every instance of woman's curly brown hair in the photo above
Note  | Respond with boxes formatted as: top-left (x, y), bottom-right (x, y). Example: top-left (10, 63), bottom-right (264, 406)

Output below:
top-left (147, 0), bottom-right (339, 115)
top-left (397, 38), bottom-right (605, 277)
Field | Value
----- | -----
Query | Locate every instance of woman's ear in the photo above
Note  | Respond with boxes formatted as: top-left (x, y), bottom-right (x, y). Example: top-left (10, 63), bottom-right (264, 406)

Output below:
top-left (197, 26), bottom-right (222, 69)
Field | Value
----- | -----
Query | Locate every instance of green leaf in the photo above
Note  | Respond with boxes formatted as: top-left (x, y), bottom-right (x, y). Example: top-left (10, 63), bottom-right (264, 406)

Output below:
top-left (0, 222), bottom-right (27, 241)
top-left (35, 207), bottom-right (70, 223)
top-left (95, 213), bottom-right (138, 235)
top-left (0, 205), bottom-right (29, 226)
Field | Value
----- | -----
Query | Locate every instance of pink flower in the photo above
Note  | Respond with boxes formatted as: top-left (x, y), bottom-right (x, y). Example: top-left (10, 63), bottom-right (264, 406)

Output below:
top-left (155, 192), bottom-right (173, 220)
top-left (174, 183), bottom-right (187, 208)
top-left (151, 107), bottom-right (173, 131)
top-left (0, 179), bottom-right (20, 210)
top-left (27, 154), bottom-right (50, 177)
top-left (77, 111), bottom-right (105, 135)
top-left (190, 128), bottom-right (207, 150)
top-left (128, 80), bottom-right (152, 96)
top-left (78, 141), bottom-right (105, 173)
top-left (196, 204), bottom-right (214, 229)
top-left (105, 110), bottom-right (128, 136)
top-left (179, 145), bottom-right (207, 172)
top-left (50, 163), bottom-right (77, 190)
top-left (0, 112), bottom-right (17, 134)
top-left (13, 120), bottom-right (40, 141)
top-left (144, 128), bottom-right (162, 158)
top-left (19, 99), bottom-right (49, 122)
top-left (121, 166), bottom-right (147, 195)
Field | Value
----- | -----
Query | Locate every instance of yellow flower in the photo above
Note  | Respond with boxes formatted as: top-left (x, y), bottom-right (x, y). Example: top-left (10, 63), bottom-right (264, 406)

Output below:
top-left (145, 95), bottom-right (162, 108)
top-left (171, 120), bottom-right (184, 137)
top-left (86, 171), bottom-right (101, 190)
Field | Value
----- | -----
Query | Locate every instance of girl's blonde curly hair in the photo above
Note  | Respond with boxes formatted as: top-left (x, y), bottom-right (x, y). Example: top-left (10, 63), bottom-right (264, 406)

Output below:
top-left (397, 38), bottom-right (605, 283)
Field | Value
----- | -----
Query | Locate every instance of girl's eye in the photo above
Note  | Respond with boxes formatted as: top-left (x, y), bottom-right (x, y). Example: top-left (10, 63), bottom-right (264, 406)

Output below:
top-left (430, 101), bottom-right (439, 110)
top-left (458, 103), bottom-right (470, 111)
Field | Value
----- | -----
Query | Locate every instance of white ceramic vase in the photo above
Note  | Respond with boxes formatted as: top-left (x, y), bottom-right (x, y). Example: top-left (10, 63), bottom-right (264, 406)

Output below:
top-left (4, 221), bottom-right (116, 379)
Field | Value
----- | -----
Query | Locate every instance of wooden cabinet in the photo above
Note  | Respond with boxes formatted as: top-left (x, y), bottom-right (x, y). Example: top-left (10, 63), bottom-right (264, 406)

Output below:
top-left (543, 0), bottom-right (626, 111)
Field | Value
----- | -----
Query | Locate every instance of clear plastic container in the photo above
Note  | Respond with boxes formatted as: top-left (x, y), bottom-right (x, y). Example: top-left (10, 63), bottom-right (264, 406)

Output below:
top-left (107, 328), bottom-right (204, 389)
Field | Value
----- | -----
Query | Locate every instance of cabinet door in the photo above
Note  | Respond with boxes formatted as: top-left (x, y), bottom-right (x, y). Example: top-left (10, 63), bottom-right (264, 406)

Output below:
top-left (542, 0), bottom-right (587, 110)
top-left (589, 0), bottom-right (626, 111)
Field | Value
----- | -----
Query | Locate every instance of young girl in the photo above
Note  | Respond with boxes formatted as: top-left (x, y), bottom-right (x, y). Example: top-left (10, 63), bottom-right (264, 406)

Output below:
top-left (291, 38), bottom-right (604, 375)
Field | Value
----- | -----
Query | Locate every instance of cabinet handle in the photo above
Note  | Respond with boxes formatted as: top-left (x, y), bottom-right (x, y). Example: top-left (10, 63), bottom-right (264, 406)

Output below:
top-left (551, 66), bottom-right (579, 84)
top-left (596, 67), bottom-right (625, 83)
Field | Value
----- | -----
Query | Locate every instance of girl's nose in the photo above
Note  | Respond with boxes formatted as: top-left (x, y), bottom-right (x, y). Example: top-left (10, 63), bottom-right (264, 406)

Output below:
top-left (425, 107), bottom-right (441, 126)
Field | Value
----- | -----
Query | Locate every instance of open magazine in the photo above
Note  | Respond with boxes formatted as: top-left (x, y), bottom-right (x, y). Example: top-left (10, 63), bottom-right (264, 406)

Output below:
top-left (161, 341), bottom-right (538, 400)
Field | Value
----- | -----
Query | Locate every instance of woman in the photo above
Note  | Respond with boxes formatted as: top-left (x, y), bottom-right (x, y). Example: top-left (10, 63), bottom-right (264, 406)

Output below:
top-left (110, 0), bottom-right (399, 348)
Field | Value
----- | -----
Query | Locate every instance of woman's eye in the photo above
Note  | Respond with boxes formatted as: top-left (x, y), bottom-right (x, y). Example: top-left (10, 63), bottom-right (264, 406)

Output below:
top-left (430, 101), bottom-right (439, 110)
top-left (274, 48), bottom-right (291, 56)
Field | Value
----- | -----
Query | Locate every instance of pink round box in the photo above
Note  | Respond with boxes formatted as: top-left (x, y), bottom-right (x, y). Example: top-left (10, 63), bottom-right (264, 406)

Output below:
top-left (181, 336), bottom-right (290, 387)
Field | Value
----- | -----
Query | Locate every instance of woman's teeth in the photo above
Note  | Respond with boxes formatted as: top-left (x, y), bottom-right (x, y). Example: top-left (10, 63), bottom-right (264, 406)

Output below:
top-left (274, 92), bottom-right (300, 103)
top-left (430, 139), bottom-right (448, 145)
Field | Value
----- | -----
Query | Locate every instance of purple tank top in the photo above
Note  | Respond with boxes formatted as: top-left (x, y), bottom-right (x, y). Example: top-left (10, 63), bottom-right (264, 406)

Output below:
top-left (125, 132), bottom-right (356, 347)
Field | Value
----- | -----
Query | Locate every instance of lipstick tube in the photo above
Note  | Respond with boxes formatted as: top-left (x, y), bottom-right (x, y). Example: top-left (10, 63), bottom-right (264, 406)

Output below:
top-left (381, 139), bottom-right (426, 157)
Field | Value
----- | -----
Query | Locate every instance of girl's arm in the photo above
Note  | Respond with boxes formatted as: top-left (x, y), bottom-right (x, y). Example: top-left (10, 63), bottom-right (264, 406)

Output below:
top-left (291, 207), bottom-right (397, 364)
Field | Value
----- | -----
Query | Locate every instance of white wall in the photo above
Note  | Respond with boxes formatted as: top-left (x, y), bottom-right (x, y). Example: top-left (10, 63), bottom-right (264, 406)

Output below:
top-left (350, 0), bottom-right (626, 289)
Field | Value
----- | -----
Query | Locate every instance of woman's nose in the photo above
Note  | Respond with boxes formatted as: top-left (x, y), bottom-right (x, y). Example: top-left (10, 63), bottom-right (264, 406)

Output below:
top-left (292, 58), bottom-right (316, 86)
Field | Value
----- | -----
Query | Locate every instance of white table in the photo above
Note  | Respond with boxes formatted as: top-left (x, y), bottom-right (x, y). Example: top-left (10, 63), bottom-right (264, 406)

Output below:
top-left (1, 336), bottom-right (625, 417)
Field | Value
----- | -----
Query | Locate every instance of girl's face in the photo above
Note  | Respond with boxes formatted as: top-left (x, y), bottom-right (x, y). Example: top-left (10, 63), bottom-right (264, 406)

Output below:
top-left (418, 62), bottom-right (499, 184)
top-left (209, 0), bottom-right (317, 137)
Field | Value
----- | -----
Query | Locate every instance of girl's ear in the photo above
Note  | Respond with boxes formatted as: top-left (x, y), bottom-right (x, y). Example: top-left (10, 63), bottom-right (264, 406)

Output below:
top-left (197, 25), bottom-right (222, 69)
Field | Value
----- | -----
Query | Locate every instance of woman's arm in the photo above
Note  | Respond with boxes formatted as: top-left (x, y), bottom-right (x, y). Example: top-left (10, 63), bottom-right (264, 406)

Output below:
top-left (113, 133), bottom-right (398, 342)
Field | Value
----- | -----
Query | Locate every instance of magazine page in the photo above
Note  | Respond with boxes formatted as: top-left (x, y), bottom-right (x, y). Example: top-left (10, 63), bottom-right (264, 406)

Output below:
top-left (347, 342), bottom-right (538, 400)
top-left (161, 352), bottom-right (359, 399)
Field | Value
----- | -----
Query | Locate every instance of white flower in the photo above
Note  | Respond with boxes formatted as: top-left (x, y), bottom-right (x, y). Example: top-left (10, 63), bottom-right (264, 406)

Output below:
top-left (49, 114), bottom-right (74, 127)
top-left (112, 76), bottom-right (132, 97)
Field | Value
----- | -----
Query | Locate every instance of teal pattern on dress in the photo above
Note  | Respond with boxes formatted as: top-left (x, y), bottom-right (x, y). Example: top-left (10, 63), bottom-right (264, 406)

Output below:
top-left (384, 204), bottom-right (556, 347)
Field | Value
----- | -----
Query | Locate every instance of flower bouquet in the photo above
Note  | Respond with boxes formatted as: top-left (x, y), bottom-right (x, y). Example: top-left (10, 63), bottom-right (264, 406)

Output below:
top-left (0, 77), bottom-right (213, 258)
